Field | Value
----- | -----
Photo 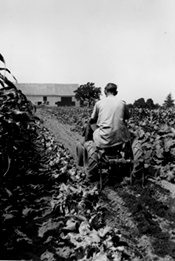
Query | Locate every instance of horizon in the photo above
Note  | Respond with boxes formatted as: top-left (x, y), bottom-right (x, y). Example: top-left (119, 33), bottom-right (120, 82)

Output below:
top-left (1, 66), bottom-right (174, 106)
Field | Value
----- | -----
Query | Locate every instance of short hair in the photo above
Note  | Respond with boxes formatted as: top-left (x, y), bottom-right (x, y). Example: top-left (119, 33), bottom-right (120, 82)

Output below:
top-left (104, 83), bottom-right (118, 95)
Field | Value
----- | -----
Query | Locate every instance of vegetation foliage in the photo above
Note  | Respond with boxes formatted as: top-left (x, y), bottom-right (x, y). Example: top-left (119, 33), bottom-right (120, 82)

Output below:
top-left (46, 106), bottom-right (175, 183)
top-left (130, 93), bottom-right (174, 109)
top-left (74, 82), bottom-right (101, 107)
top-left (0, 54), bottom-right (38, 178)
top-left (163, 93), bottom-right (174, 108)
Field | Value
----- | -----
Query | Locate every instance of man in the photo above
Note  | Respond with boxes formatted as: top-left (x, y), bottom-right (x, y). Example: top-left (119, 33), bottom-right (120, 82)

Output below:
top-left (89, 82), bottom-right (130, 148)
top-left (82, 83), bottom-right (132, 183)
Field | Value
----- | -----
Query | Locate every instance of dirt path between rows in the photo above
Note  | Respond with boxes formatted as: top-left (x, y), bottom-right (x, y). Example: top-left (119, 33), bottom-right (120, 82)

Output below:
top-left (36, 108), bottom-right (175, 261)
top-left (37, 110), bottom-right (84, 159)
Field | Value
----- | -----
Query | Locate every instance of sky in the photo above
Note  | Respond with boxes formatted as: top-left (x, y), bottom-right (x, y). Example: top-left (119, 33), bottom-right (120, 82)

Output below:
top-left (0, 0), bottom-right (175, 105)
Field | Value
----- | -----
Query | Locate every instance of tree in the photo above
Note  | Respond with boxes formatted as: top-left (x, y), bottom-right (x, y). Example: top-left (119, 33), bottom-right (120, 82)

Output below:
top-left (133, 98), bottom-right (146, 108)
top-left (163, 93), bottom-right (174, 108)
top-left (154, 103), bottom-right (160, 109)
top-left (127, 103), bottom-right (134, 109)
top-left (146, 98), bottom-right (154, 109)
top-left (74, 82), bottom-right (101, 107)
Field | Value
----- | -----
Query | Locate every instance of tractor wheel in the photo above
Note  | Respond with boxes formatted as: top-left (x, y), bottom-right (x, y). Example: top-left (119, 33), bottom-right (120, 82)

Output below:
top-left (131, 138), bottom-right (144, 177)
top-left (123, 141), bottom-right (134, 177)
top-left (76, 142), bottom-right (84, 167)
top-left (83, 141), bottom-right (99, 181)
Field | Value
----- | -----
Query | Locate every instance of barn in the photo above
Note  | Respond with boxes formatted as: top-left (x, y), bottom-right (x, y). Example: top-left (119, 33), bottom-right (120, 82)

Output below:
top-left (16, 83), bottom-right (80, 106)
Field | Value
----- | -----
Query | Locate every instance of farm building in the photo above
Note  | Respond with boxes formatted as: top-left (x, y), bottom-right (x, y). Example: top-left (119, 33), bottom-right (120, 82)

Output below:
top-left (16, 83), bottom-right (80, 106)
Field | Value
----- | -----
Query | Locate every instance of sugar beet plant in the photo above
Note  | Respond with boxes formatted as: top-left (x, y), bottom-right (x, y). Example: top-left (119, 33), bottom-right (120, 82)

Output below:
top-left (0, 54), bottom-right (38, 178)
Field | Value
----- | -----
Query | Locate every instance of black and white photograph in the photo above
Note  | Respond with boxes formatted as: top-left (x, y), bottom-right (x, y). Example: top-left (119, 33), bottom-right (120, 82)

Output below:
top-left (0, 0), bottom-right (175, 260)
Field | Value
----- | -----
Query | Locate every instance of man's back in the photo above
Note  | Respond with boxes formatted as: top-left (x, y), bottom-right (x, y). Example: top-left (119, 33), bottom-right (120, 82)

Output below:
top-left (92, 95), bottom-right (130, 148)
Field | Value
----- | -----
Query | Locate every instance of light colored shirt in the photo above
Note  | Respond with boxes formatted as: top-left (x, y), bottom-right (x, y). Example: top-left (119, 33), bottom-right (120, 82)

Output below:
top-left (91, 95), bottom-right (130, 148)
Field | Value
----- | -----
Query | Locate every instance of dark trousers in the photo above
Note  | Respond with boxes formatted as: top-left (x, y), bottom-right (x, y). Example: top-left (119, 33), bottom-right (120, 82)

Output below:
top-left (82, 121), bottom-right (95, 142)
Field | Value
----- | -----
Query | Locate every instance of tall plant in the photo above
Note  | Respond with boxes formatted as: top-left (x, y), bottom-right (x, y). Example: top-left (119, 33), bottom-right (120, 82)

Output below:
top-left (0, 53), bottom-right (37, 177)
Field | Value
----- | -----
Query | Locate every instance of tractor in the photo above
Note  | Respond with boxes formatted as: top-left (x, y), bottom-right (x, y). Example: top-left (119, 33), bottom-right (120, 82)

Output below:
top-left (76, 136), bottom-right (144, 190)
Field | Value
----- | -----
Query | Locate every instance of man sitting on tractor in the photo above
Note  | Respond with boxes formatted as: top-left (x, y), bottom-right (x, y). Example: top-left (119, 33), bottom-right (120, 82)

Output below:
top-left (80, 83), bottom-right (132, 183)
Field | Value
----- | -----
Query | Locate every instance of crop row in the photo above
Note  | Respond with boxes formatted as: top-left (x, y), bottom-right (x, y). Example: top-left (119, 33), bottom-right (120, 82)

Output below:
top-left (42, 106), bottom-right (175, 183)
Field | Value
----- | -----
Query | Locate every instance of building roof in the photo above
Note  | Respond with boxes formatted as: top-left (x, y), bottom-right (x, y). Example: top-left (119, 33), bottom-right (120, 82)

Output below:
top-left (16, 83), bottom-right (79, 96)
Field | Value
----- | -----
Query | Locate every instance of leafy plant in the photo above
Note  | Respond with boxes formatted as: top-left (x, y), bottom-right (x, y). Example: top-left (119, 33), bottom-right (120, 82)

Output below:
top-left (0, 53), bottom-right (37, 177)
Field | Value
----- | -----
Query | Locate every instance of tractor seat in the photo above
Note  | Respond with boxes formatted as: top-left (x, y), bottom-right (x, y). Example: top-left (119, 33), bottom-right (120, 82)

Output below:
top-left (101, 143), bottom-right (123, 157)
top-left (96, 143), bottom-right (125, 166)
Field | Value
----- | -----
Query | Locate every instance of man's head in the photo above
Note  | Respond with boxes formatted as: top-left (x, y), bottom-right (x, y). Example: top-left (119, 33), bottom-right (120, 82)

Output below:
top-left (104, 83), bottom-right (118, 96)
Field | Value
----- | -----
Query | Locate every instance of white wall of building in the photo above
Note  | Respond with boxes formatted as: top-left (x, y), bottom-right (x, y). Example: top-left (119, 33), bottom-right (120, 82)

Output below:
top-left (27, 95), bottom-right (79, 106)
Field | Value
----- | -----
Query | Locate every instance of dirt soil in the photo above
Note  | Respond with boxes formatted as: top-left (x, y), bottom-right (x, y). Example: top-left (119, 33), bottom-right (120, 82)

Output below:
top-left (36, 108), bottom-right (175, 261)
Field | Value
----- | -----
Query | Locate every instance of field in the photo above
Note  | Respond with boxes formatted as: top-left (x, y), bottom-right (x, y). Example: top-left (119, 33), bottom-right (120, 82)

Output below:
top-left (37, 106), bottom-right (175, 260)
top-left (1, 101), bottom-right (175, 260)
